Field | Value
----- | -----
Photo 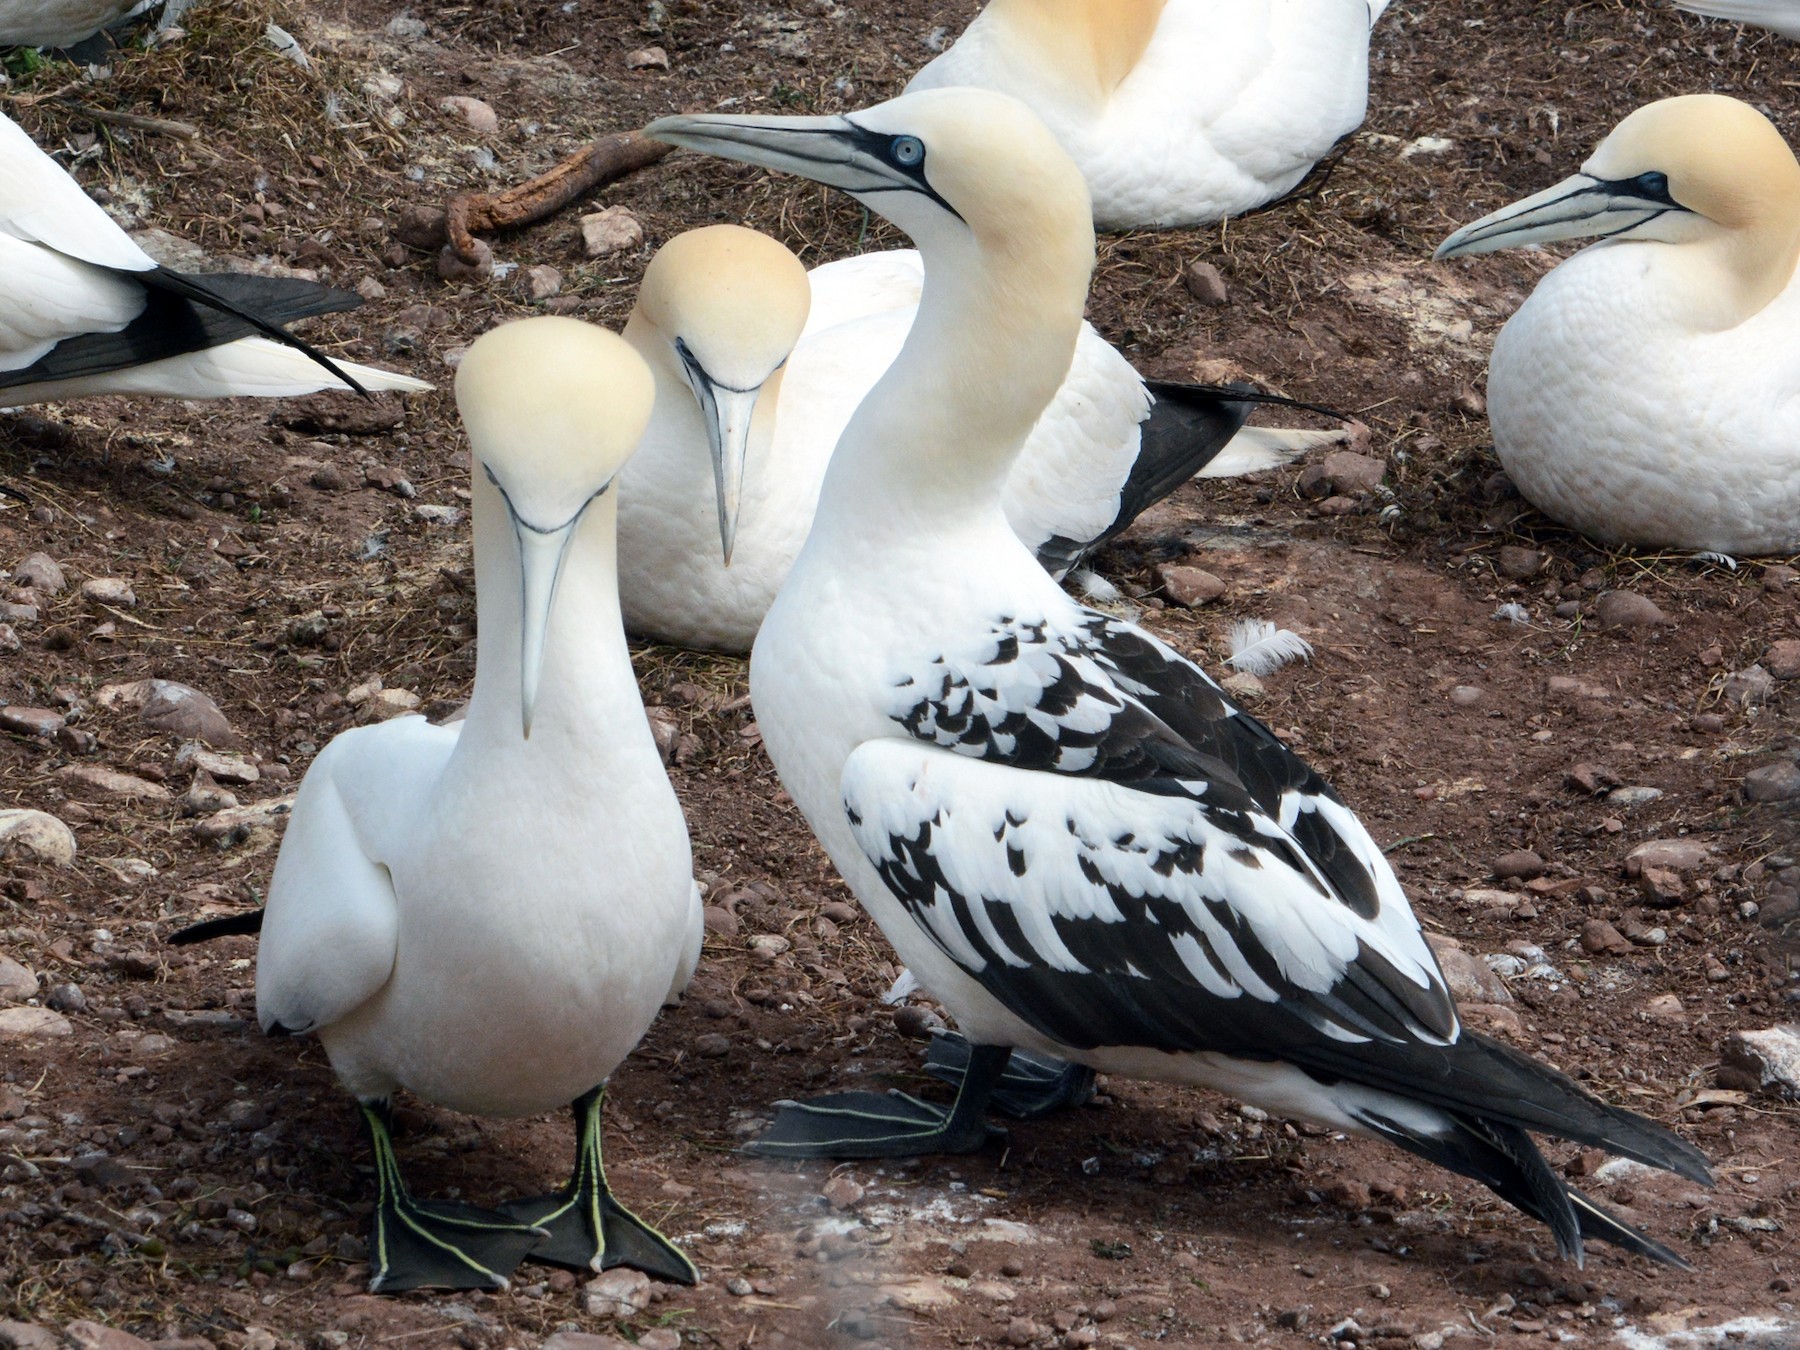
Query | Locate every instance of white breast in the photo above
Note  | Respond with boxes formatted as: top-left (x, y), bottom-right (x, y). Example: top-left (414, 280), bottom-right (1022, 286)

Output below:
top-left (0, 0), bottom-right (142, 47)
top-left (1487, 243), bottom-right (1800, 556)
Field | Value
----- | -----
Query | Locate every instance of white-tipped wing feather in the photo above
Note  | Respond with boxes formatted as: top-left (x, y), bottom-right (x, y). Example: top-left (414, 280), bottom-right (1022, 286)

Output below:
top-left (1675, 0), bottom-right (1800, 39)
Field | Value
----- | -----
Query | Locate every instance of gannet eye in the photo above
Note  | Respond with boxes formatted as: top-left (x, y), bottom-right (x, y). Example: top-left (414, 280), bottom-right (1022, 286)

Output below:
top-left (890, 135), bottom-right (925, 168)
top-left (1632, 170), bottom-right (1673, 202)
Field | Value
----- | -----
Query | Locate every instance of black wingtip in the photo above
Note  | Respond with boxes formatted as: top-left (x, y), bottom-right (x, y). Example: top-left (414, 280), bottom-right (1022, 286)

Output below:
top-left (1142, 378), bottom-right (1348, 424)
top-left (168, 908), bottom-right (265, 945)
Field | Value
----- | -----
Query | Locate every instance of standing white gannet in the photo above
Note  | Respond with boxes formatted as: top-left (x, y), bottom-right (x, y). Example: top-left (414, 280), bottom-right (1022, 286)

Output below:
top-left (250, 317), bottom-right (701, 1293)
top-left (0, 111), bottom-right (429, 403)
top-left (0, 0), bottom-right (146, 48)
top-left (647, 89), bottom-right (1712, 1265)
top-left (617, 224), bottom-right (1334, 652)
top-left (903, 0), bottom-right (1389, 230)
top-left (1674, 1), bottom-right (1800, 39)
top-left (1436, 94), bottom-right (1800, 557)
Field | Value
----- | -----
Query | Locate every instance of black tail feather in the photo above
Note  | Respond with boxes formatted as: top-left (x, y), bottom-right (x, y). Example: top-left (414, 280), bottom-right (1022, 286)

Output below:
top-left (168, 908), bottom-right (265, 945)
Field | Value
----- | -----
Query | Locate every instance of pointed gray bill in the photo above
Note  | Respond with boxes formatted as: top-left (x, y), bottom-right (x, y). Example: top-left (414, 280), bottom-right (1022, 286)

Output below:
top-left (1434, 171), bottom-right (1685, 260)
top-left (674, 339), bottom-right (762, 566)
top-left (512, 512), bottom-right (583, 739)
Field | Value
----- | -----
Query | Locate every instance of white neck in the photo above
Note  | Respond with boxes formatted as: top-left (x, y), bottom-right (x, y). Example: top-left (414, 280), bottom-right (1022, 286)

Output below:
top-left (806, 214), bottom-right (1094, 558)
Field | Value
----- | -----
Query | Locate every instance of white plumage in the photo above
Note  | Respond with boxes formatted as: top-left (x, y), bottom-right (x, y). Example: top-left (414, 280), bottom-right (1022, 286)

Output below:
top-left (1675, 0), bottom-right (1800, 39)
top-left (0, 0), bottom-right (147, 47)
top-left (905, 0), bottom-right (1388, 229)
top-left (254, 318), bottom-right (700, 1293)
top-left (0, 110), bottom-right (429, 403)
top-left (647, 87), bottom-right (1710, 1265)
top-left (1437, 94), bottom-right (1800, 556)
top-left (617, 227), bottom-right (1332, 652)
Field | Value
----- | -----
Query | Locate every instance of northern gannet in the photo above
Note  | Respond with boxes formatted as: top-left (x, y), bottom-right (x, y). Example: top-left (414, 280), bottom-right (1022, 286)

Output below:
top-left (617, 224), bottom-right (1333, 652)
top-left (1, 111), bottom-right (429, 403)
top-left (1436, 94), bottom-right (1800, 557)
top-left (251, 317), bottom-right (701, 1293)
top-left (646, 89), bottom-right (1712, 1265)
top-left (1674, 0), bottom-right (1800, 39)
top-left (903, 0), bottom-right (1390, 230)
top-left (0, 0), bottom-right (146, 47)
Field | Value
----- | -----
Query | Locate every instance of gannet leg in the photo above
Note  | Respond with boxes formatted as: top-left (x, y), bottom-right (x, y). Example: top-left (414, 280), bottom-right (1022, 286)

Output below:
top-left (745, 1043), bottom-right (1011, 1158)
top-left (360, 1099), bottom-right (545, 1294)
top-left (923, 1032), bottom-right (1097, 1121)
top-left (502, 1086), bottom-right (698, 1285)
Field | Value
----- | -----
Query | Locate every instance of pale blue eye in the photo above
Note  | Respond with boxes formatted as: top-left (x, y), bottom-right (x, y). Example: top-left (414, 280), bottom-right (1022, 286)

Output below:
top-left (891, 136), bottom-right (924, 167)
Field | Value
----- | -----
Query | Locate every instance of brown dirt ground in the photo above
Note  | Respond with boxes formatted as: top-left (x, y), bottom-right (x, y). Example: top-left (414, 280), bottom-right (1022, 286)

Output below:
top-left (3, 1), bottom-right (1799, 1347)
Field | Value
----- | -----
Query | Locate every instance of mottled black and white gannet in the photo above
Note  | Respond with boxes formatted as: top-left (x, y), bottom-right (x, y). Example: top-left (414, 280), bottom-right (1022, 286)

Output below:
top-left (647, 89), bottom-right (1711, 1266)
top-left (616, 224), bottom-right (1334, 652)
top-left (0, 110), bottom-right (429, 403)
top-left (251, 317), bottom-right (701, 1293)
top-left (1675, 0), bottom-right (1800, 39)
top-left (1437, 94), bottom-right (1800, 557)
top-left (903, 0), bottom-right (1390, 230)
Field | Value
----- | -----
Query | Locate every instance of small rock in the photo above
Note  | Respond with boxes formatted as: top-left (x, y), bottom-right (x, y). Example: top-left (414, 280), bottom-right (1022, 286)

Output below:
top-left (46, 983), bottom-right (86, 1013)
top-left (179, 777), bottom-right (240, 818)
top-left (748, 933), bottom-right (791, 963)
top-left (65, 1325), bottom-right (155, 1350)
top-left (1320, 450), bottom-right (1386, 496)
top-left (894, 1005), bottom-right (945, 1039)
top-left (1640, 993), bottom-right (1685, 1024)
top-left (693, 1033), bottom-right (731, 1059)
top-left (1006, 1319), bottom-right (1050, 1347)
top-left (191, 796), bottom-right (296, 852)
top-left (1181, 260), bottom-right (1229, 305)
top-left (1219, 671), bottom-right (1264, 699)
top-left (1431, 941), bottom-right (1514, 1003)
top-left (393, 204), bottom-right (448, 250)
top-left (0, 1007), bottom-right (72, 1039)
top-left (0, 624), bottom-right (18, 653)
top-left (702, 906), bottom-right (740, 937)
top-left (99, 678), bottom-right (235, 745)
top-left (174, 743), bottom-right (260, 785)
top-left (1766, 639), bottom-right (1800, 680)
top-left (367, 688), bottom-right (422, 721)
top-left (1745, 761), bottom-right (1800, 803)
top-left (581, 206), bottom-right (644, 259)
top-left (523, 263), bottom-right (563, 302)
top-left (625, 45), bottom-right (670, 69)
top-left (1764, 563), bottom-right (1797, 593)
top-left (1494, 546), bottom-right (1542, 579)
top-left (1626, 839), bottom-right (1711, 875)
top-left (1448, 685), bottom-right (1483, 708)
top-left (1718, 1027), bottom-right (1800, 1098)
top-left (12, 553), bottom-right (65, 593)
top-left (80, 577), bottom-right (136, 607)
top-left (355, 276), bottom-right (388, 301)
top-left (1492, 850), bottom-right (1544, 880)
top-left (438, 95), bottom-right (499, 134)
top-left (1594, 590), bottom-right (1669, 629)
top-left (1275, 1309), bottom-right (1311, 1331)
top-left (645, 707), bottom-right (679, 764)
top-left (437, 238), bottom-right (494, 283)
top-left (0, 1323), bottom-right (62, 1350)
top-left (540, 1336), bottom-right (632, 1350)
top-left (725, 1276), bottom-right (753, 1296)
top-left (1724, 664), bottom-right (1778, 707)
top-left (636, 1333), bottom-right (680, 1350)
top-left (1608, 785), bottom-right (1664, 809)
top-left (309, 463), bottom-right (350, 492)
top-left (0, 809), bottom-right (77, 865)
top-left (0, 706), bottom-right (62, 737)
top-left (1154, 564), bottom-right (1226, 607)
top-left (0, 955), bottom-right (36, 1003)
top-left (823, 1174), bottom-right (865, 1209)
top-left (1325, 1178), bottom-right (1372, 1210)
top-left (1449, 385), bottom-right (1486, 417)
top-left (1636, 866), bottom-right (1687, 908)
top-left (583, 1267), bottom-right (653, 1319)
top-left (1566, 762), bottom-right (1621, 795)
top-left (56, 764), bottom-right (172, 801)
top-left (1579, 919), bottom-right (1631, 956)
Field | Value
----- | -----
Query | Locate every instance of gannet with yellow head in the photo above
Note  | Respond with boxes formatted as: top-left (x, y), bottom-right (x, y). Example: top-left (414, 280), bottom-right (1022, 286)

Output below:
top-left (1674, 0), bottom-right (1800, 40)
top-left (0, 110), bottom-right (430, 403)
top-left (646, 87), bottom-right (1710, 1266)
top-left (904, 0), bottom-right (1389, 229)
top-left (252, 317), bottom-right (701, 1294)
top-left (617, 224), bottom-right (1337, 652)
top-left (1437, 94), bottom-right (1800, 556)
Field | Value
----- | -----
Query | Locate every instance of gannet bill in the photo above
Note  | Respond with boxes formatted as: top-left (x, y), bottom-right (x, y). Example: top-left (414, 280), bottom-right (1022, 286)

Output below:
top-left (251, 316), bottom-right (701, 1293)
top-left (903, 0), bottom-right (1389, 230)
top-left (0, 110), bottom-right (430, 403)
top-left (646, 89), bottom-right (1712, 1266)
top-left (1674, 0), bottom-right (1800, 39)
top-left (1436, 94), bottom-right (1800, 557)
top-left (0, 0), bottom-right (146, 47)
top-left (617, 225), bottom-right (1336, 653)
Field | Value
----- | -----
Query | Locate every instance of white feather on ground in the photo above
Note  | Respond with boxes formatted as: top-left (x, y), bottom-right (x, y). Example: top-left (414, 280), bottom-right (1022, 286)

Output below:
top-left (1225, 619), bottom-right (1313, 676)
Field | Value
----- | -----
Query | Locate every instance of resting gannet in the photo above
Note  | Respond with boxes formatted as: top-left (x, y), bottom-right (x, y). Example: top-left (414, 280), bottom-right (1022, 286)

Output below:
top-left (903, 0), bottom-right (1390, 230)
top-left (0, 110), bottom-right (429, 403)
top-left (617, 225), bottom-right (1334, 653)
top-left (0, 0), bottom-right (147, 47)
top-left (1436, 94), bottom-right (1800, 557)
top-left (1674, 0), bottom-right (1800, 39)
top-left (646, 89), bottom-right (1711, 1266)
top-left (252, 317), bottom-right (701, 1293)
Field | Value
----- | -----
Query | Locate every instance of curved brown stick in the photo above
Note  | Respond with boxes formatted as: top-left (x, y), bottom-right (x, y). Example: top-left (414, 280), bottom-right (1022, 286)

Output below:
top-left (444, 131), bottom-right (675, 264)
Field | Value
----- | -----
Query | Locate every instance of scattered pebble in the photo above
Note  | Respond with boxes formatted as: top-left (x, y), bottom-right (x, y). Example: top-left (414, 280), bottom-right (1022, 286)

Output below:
top-left (1424, 935), bottom-right (1512, 1004)
top-left (823, 1174), bottom-right (864, 1209)
top-left (1491, 849), bottom-right (1543, 880)
top-left (1593, 590), bottom-right (1668, 629)
top-left (581, 206), bottom-right (644, 258)
top-left (1744, 760), bottom-right (1800, 803)
top-left (1722, 664), bottom-right (1776, 707)
top-left (1766, 639), bottom-right (1800, 680)
top-left (0, 1007), bottom-right (73, 1039)
top-left (0, 705), bottom-right (62, 738)
top-left (12, 552), bottom-right (65, 593)
top-left (99, 678), bottom-right (235, 745)
top-left (1494, 545), bottom-right (1541, 579)
top-left (1718, 1027), bottom-right (1800, 1097)
top-left (55, 764), bottom-right (173, 802)
top-left (1181, 260), bottom-right (1228, 306)
top-left (626, 45), bottom-right (671, 69)
top-left (1154, 563), bottom-right (1225, 607)
top-left (583, 1267), bottom-right (652, 1319)
top-left (1640, 993), bottom-right (1685, 1024)
top-left (0, 809), bottom-right (77, 865)
top-left (438, 95), bottom-right (499, 134)
top-left (523, 263), bottom-right (563, 302)
top-left (174, 743), bottom-right (260, 785)
top-left (1625, 838), bottom-right (1711, 874)
top-left (0, 954), bottom-right (37, 1003)
top-left (1579, 919), bottom-right (1630, 956)
top-left (1448, 685), bottom-right (1483, 707)
top-left (1607, 785), bottom-right (1663, 809)
top-left (80, 577), bottom-right (136, 607)
top-left (437, 237), bottom-right (494, 283)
